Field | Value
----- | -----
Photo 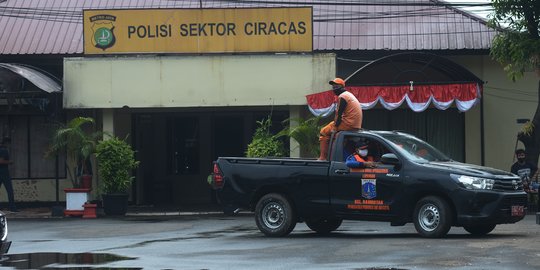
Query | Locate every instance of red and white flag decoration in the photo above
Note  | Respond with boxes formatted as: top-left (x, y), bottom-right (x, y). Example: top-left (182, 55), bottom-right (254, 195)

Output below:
top-left (306, 82), bottom-right (481, 116)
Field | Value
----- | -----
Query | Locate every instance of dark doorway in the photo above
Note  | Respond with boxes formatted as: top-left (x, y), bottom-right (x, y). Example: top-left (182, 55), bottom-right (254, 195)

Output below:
top-left (133, 109), bottom-right (289, 207)
top-left (134, 114), bottom-right (174, 205)
top-left (169, 117), bottom-right (200, 176)
top-left (212, 115), bottom-right (245, 160)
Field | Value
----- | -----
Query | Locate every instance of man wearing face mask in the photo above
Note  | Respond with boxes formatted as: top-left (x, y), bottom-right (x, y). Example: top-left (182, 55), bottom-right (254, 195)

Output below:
top-left (511, 149), bottom-right (538, 191)
top-left (345, 141), bottom-right (377, 169)
top-left (318, 78), bottom-right (363, 160)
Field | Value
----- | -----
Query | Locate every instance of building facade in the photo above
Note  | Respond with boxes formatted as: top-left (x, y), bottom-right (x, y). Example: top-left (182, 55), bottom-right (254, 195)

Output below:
top-left (0, 0), bottom-right (537, 208)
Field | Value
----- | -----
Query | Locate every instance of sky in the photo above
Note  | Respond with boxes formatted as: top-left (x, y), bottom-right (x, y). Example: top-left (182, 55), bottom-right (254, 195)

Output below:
top-left (447, 0), bottom-right (492, 19)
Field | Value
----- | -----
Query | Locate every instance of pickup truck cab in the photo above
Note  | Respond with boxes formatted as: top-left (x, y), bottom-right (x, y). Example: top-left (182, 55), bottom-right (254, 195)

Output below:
top-left (212, 130), bottom-right (527, 238)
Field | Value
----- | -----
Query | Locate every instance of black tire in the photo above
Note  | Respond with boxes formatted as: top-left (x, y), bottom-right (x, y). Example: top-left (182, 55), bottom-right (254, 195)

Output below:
top-left (463, 224), bottom-right (496, 236)
top-left (255, 193), bottom-right (297, 237)
top-left (413, 196), bottom-right (453, 238)
top-left (305, 218), bottom-right (343, 234)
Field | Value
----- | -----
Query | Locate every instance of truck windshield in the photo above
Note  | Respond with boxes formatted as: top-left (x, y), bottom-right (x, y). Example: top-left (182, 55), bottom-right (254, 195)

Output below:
top-left (379, 133), bottom-right (451, 163)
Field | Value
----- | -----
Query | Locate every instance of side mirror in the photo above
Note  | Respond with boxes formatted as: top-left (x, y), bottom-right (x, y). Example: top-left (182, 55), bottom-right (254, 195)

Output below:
top-left (381, 153), bottom-right (400, 166)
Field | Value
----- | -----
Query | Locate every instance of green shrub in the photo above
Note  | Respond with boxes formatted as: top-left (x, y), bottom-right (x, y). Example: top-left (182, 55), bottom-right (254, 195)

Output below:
top-left (246, 117), bottom-right (286, 158)
top-left (96, 136), bottom-right (139, 194)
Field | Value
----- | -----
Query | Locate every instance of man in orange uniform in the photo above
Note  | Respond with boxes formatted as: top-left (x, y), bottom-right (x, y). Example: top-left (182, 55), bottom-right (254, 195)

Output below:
top-left (345, 141), bottom-right (377, 168)
top-left (318, 78), bottom-right (363, 160)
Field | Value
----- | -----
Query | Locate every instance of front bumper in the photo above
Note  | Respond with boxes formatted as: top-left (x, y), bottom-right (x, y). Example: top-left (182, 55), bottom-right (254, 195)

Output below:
top-left (453, 190), bottom-right (528, 226)
top-left (0, 240), bottom-right (11, 254)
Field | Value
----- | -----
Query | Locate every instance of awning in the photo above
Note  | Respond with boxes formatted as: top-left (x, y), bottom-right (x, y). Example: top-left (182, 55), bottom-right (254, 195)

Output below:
top-left (306, 82), bottom-right (482, 117)
top-left (0, 63), bottom-right (61, 94)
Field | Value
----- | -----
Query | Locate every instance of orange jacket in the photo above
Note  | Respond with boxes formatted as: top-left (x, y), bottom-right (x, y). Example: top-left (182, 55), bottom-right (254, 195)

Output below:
top-left (335, 91), bottom-right (362, 129)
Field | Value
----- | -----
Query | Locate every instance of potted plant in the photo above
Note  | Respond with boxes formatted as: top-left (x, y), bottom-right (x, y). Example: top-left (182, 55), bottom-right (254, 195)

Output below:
top-left (48, 116), bottom-right (100, 189)
top-left (96, 136), bottom-right (139, 215)
top-left (48, 117), bottom-right (101, 216)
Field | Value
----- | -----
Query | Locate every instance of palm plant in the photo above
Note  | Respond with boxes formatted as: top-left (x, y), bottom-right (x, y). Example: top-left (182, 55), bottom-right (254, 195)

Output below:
top-left (277, 116), bottom-right (322, 158)
top-left (48, 117), bottom-right (101, 188)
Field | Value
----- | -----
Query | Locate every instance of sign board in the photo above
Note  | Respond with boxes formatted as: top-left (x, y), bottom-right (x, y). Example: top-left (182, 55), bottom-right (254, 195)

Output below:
top-left (83, 7), bottom-right (313, 54)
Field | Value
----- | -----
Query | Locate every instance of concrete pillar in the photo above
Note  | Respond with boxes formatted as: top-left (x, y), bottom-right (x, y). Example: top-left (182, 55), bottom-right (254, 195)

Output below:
top-left (102, 108), bottom-right (114, 137)
top-left (289, 106), bottom-right (301, 158)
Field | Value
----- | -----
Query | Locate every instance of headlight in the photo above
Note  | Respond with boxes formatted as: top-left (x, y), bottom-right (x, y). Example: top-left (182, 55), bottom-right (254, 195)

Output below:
top-left (451, 174), bottom-right (494, 190)
top-left (0, 216), bottom-right (6, 241)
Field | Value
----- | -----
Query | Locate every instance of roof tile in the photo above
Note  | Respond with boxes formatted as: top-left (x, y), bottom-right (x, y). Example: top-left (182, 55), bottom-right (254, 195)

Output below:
top-left (0, 0), bottom-right (497, 55)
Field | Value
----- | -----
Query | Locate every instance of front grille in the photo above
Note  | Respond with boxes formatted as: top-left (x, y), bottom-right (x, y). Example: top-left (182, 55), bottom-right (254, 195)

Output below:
top-left (493, 178), bottom-right (523, 191)
top-left (500, 196), bottom-right (528, 209)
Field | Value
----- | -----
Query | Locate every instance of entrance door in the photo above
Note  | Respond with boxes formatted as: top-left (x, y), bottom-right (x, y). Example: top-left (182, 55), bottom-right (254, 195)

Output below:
top-left (135, 114), bottom-right (201, 206)
top-left (134, 114), bottom-right (174, 205)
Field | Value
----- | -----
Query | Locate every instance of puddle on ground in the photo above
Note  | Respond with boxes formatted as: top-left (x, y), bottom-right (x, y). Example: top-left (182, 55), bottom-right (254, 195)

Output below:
top-left (355, 268), bottom-right (408, 270)
top-left (0, 252), bottom-right (140, 269)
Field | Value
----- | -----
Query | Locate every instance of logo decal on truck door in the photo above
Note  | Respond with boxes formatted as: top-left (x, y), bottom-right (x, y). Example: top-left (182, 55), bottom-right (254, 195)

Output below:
top-left (362, 179), bottom-right (376, 199)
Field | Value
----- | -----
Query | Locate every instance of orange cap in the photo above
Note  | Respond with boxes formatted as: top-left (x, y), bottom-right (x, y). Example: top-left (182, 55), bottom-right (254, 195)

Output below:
top-left (329, 78), bottom-right (345, 87)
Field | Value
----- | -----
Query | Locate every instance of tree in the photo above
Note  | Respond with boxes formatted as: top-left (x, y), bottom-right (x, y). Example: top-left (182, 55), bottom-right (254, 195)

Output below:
top-left (490, 0), bottom-right (540, 165)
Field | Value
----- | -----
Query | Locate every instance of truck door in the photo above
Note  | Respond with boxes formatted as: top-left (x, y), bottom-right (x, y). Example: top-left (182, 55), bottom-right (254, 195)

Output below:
top-left (329, 135), bottom-right (403, 218)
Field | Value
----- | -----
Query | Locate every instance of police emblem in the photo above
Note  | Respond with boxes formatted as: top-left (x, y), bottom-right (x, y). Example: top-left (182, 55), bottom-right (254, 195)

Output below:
top-left (362, 179), bottom-right (376, 199)
top-left (89, 15), bottom-right (117, 50)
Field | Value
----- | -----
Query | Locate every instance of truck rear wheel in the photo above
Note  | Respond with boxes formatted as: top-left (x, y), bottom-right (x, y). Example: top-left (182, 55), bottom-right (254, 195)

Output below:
top-left (463, 224), bottom-right (496, 236)
top-left (255, 193), bottom-right (297, 237)
top-left (305, 218), bottom-right (343, 234)
top-left (413, 196), bottom-right (452, 238)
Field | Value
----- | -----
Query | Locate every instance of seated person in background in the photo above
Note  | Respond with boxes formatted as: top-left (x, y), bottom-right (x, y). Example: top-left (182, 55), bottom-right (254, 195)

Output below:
top-left (346, 141), bottom-right (377, 169)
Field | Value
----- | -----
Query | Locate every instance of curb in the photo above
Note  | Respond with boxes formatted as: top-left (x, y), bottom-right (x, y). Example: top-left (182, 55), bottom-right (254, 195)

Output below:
top-left (4, 209), bottom-right (252, 219)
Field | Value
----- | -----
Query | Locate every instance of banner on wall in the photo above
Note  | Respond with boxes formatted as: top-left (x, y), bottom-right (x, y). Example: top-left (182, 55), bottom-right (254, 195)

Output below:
top-left (306, 83), bottom-right (482, 117)
top-left (83, 7), bottom-right (313, 54)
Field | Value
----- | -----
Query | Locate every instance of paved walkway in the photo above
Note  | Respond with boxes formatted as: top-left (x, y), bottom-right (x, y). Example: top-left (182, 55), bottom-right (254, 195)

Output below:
top-left (2, 205), bottom-right (227, 219)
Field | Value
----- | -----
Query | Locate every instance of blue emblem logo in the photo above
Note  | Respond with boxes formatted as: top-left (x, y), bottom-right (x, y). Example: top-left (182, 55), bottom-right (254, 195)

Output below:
top-left (362, 179), bottom-right (377, 199)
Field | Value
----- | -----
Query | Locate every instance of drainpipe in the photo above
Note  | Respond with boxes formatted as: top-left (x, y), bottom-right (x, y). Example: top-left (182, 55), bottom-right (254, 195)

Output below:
top-left (480, 91), bottom-right (485, 166)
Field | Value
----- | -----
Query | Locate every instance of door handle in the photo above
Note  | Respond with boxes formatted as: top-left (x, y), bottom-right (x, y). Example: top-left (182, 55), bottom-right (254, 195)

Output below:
top-left (334, 169), bottom-right (349, 174)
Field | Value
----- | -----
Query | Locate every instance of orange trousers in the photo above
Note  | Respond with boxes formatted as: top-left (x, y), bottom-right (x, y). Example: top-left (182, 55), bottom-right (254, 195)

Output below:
top-left (318, 121), bottom-right (360, 160)
top-left (319, 121), bottom-right (359, 143)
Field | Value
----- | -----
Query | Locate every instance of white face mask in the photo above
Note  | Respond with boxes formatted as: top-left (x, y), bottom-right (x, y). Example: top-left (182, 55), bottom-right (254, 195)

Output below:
top-left (358, 149), bottom-right (368, 157)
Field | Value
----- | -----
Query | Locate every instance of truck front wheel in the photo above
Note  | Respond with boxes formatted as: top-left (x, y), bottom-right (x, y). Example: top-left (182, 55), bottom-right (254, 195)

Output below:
top-left (305, 218), bottom-right (343, 234)
top-left (413, 196), bottom-right (452, 238)
top-left (255, 193), bottom-right (297, 237)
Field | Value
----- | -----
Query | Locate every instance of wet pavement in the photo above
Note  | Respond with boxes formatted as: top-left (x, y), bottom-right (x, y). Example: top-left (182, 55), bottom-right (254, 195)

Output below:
top-left (4, 210), bottom-right (540, 270)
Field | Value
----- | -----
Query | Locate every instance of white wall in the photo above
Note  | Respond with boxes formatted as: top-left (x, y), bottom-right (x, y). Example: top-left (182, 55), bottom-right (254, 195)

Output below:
top-left (64, 54), bottom-right (336, 108)
top-left (452, 55), bottom-right (538, 171)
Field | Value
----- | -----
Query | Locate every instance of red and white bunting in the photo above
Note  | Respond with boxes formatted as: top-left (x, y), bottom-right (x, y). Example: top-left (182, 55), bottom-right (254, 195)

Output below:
top-left (306, 83), bottom-right (481, 116)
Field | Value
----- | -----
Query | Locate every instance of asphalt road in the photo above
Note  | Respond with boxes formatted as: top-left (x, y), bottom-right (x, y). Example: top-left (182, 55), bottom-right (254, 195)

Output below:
top-left (5, 213), bottom-right (540, 270)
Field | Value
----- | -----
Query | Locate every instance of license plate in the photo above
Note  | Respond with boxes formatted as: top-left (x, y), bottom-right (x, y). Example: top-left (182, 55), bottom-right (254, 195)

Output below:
top-left (511, 205), bottom-right (524, 217)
